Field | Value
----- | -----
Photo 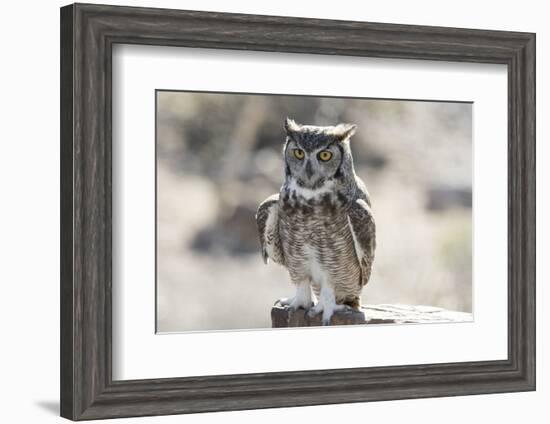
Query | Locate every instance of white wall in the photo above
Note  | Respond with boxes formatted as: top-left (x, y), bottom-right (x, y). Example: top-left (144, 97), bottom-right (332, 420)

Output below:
top-left (0, 0), bottom-right (546, 422)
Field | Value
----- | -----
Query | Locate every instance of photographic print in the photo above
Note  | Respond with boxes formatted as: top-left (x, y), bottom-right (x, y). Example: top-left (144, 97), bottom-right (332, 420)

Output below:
top-left (61, 5), bottom-right (536, 418)
top-left (156, 90), bottom-right (473, 333)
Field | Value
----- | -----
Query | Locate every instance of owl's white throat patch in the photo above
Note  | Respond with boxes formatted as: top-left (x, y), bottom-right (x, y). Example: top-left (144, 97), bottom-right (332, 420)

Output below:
top-left (286, 178), bottom-right (334, 200)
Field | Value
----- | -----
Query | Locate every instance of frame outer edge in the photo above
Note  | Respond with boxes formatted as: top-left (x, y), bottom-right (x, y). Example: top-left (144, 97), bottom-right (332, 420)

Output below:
top-left (60, 3), bottom-right (75, 420)
top-left (59, 3), bottom-right (537, 420)
top-left (522, 33), bottom-right (536, 389)
top-left (508, 32), bottom-right (536, 389)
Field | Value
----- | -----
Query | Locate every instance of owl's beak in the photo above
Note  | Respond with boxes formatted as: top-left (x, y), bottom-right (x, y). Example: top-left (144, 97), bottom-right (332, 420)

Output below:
top-left (304, 160), bottom-right (314, 179)
top-left (296, 160), bottom-right (321, 188)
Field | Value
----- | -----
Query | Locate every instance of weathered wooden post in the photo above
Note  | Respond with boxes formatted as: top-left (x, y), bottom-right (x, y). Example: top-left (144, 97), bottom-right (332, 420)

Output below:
top-left (271, 303), bottom-right (472, 327)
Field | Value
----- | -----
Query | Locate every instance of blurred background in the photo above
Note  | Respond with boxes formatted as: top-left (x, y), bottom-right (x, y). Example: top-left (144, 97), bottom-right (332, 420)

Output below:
top-left (156, 90), bottom-right (472, 332)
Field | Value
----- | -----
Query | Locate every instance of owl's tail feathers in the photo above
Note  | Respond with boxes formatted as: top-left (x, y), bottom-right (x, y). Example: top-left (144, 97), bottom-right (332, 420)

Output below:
top-left (261, 248), bottom-right (269, 264)
top-left (342, 296), bottom-right (361, 310)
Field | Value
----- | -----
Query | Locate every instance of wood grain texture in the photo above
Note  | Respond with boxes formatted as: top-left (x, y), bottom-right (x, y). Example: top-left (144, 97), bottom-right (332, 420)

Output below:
top-left (271, 304), bottom-right (473, 327)
top-left (60, 4), bottom-right (74, 419)
top-left (60, 2), bottom-right (536, 420)
top-left (272, 305), bottom-right (367, 327)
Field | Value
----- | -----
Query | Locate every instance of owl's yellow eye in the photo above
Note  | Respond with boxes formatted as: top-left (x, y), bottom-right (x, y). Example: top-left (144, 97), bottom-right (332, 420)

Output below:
top-left (293, 149), bottom-right (305, 160)
top-left (318, 150), bottom-right (333, 161)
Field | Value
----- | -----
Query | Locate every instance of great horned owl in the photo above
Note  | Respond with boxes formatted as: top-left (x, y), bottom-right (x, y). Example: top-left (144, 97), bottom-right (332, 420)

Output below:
top-left (256, 118), bottom-right (376, 325)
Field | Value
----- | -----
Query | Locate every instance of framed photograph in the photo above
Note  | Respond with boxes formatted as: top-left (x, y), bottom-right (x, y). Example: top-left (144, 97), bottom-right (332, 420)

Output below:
top-left (60, 3), bottom-right (535, 420)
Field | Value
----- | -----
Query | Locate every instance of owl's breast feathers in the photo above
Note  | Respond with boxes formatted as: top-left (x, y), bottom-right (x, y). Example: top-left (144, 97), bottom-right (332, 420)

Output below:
top-left (255, 193), bottom-right (285, 265)
top-left (256, 186), bottom-right (376, 289)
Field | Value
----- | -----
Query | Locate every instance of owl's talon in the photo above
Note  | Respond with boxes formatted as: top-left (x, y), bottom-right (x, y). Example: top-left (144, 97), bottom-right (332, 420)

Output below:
top-left (321, 310), bottom-right (335, 325)
top-left (333, 304), bottom-right (354, 313)
top-left (291, 303), bottom-right (314, 312)
top-left (276, 298), bottom-right (292, 307)
top-left (278, 289), bottom-right (313, 312)
top-left (307, 306), bottom-right (322, 318)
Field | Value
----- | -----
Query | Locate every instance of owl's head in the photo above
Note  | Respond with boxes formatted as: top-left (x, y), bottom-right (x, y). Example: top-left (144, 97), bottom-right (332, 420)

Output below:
top-left (283, 118), bottom-right (357, 188)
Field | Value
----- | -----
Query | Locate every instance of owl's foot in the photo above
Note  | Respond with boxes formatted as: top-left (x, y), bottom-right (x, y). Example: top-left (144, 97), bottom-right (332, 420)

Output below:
top-left (335, 304), bottom-right (355, 313)
top-left (307, 303), bottom-right (332, 325)
top-left (276, 297), bottom-right (292, 307)
top-left (276, 297), bottom-right (313, 311)
top-left (309, 303), bottom-right (353, 325)
top-left (277, 281), bottom-right (313, 311)
top-left (307, 303), bottom-right (323, 318)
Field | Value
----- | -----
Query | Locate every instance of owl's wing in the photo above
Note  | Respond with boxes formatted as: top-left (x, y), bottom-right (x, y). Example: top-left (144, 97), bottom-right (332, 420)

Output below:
top-left (255, 193), bottom-right (285, 265)
top-left (347, 198), bottom-right (376, 286)
top-left (355, 175), bottom-right (372, 207)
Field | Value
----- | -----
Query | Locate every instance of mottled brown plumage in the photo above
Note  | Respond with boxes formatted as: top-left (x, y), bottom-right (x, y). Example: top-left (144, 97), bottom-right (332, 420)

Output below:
top-left (256, 118), bottom-right (376, 325)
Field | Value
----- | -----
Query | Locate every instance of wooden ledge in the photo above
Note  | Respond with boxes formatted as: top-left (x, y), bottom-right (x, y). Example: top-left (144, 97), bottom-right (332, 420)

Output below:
top-left (271, 304), bottom-right (472, 327)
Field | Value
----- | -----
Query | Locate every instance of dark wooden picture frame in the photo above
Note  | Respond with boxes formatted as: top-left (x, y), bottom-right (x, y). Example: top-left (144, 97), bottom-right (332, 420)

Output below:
top-left (60, 3), bottom-right (536, 420)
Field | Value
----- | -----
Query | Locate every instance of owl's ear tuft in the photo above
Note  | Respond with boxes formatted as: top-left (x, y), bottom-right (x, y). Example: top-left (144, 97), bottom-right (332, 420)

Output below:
top-left (284, 117), bottom-right (301, 135)
top-left (333, 123), bottom-right (357, 141)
